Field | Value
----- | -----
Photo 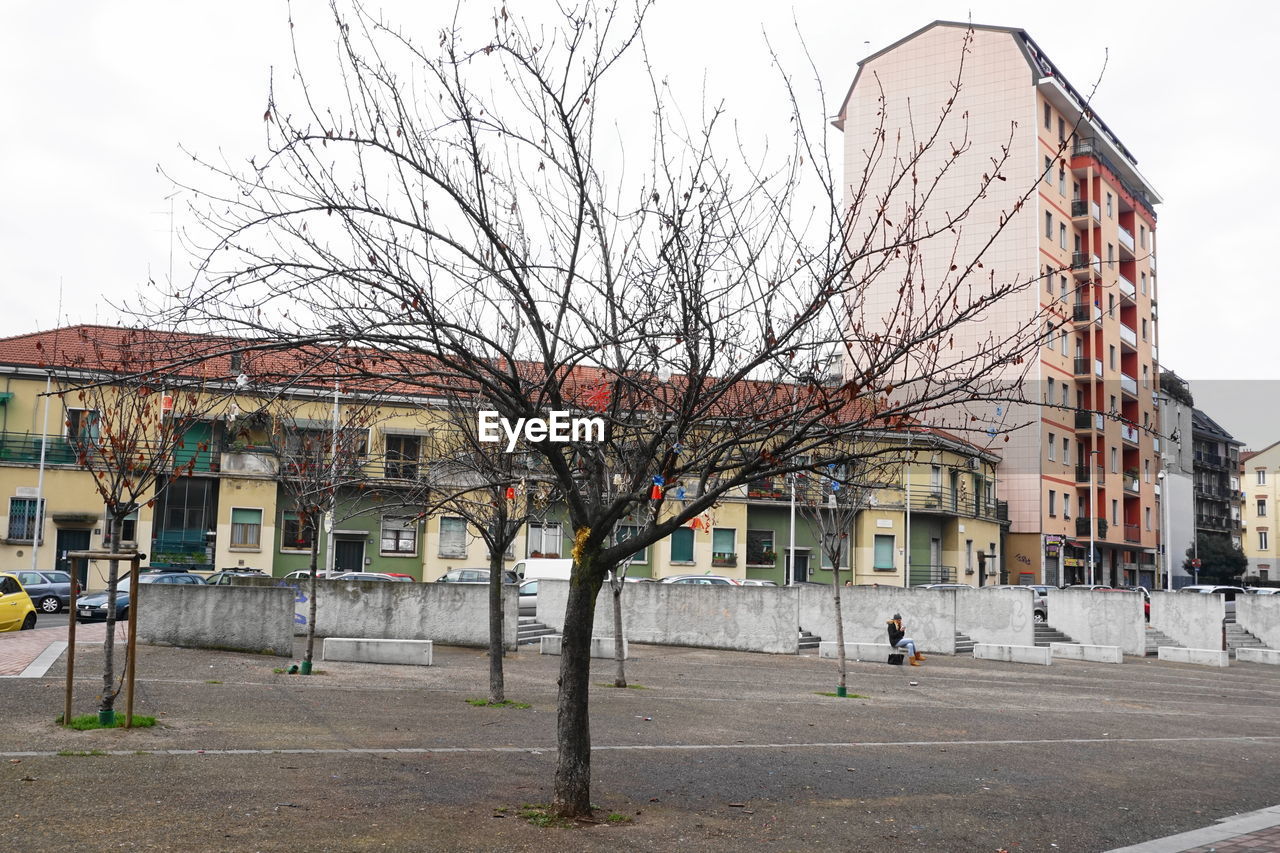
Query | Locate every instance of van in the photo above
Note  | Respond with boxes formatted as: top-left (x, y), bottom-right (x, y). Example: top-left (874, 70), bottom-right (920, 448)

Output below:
top-left (514, 558), bottom-right (573, 581)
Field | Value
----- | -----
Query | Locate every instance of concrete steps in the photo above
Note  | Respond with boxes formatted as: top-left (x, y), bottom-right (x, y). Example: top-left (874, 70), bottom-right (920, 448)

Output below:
top-left (1226, 622), bottom-right (1266, 654)
top-left (1035, 624), bottom-right (1078, 648)
top-left (954, 631), bottom-right (975, 654)
top-left (517, 616), bottom-right (556, 646)
top-left (798, 628), bottom-right (822, 652)
top-left (1144, 625), bottom-right (1181, 656)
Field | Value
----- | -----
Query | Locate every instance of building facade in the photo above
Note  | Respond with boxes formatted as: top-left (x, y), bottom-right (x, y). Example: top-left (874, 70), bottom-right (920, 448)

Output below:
top-left (1191, 408), bottom-right (1243, 557)
top-left (1155, 371), bottom-right (1196, 588)
top-left (835, 22), bottom-right (1163, 587)
top-left (0, 325), bottom-right (1004, 590)
top-left (1239, 441), bottom-right (1279, 582)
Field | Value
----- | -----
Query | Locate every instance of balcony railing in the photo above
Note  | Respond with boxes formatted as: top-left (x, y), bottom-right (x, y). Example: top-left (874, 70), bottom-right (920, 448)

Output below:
top-left (1076, 516), bottom-right (1109, 539)
top-left (1075, 464), bottom-right (1104, 484)
top-left (1070, 198), bottom-right (1102, 221)
top-left (1124, 523), bottom-right (1141, 543)
top-left (1074, 410), bottom-right (1104, 431)
top-left (711, 552), bottom-right (738, 568)
top-left (1121, 424), bottom-right (1139, 444)
top-left (1120, 374), bottom-right (1138, 396)
top-left (1124, 470), bottom-right (1140, 494)
top-left (1096, 359), bottom-right (1104, 377)
top-left (1072, 137), bottom-right (1159, 219)
top-left (1071, 252), bottom-right (1101, 277)
top-left (1118, 275), bottom-right (1136, 300)
top-left (1072, 302), bottom-right (1102, 324)
top-left (1118, 226), bottom-right (1135, 254)
top-left (1073, 357), bottom-right (1091, 376)
top-left (1119, 323), bottom-right (1137, 347)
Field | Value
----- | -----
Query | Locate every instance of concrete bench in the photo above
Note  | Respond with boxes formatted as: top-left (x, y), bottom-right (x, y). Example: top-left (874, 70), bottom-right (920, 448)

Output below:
top-left (1234, 648), bottom-right (1280, 665)
top-left (1049, 643), bottom-right (1123, 664)
top-left (1158, 647), bottom-right (1229, 667)
top-left (973, 643), bottom-right (1051, 666)
top-left (322, 638), bottom-right (433, 666)
top-left (539, 635), bottom-right (627, 659)
top-left (818, 641), bottom-right (899, 662)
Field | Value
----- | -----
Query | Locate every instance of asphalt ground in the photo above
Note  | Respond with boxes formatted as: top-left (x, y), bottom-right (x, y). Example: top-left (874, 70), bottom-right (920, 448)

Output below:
top-left (2, 638), bottom-right (1278, 852)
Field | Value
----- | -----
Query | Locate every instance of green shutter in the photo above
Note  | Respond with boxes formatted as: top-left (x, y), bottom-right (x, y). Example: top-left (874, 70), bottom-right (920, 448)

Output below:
top-left (711, 528), bottom-right (734, 554)
top-left (874, 535), bottom-right (895, 569)
top-left (671, 528), bottom-right (694, 562)
top-left (231, 508), bottom-right (262, 525)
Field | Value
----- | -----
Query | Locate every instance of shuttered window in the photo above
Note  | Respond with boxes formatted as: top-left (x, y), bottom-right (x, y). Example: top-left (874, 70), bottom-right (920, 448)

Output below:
top-left (230, 508), bottom-right (262, 548)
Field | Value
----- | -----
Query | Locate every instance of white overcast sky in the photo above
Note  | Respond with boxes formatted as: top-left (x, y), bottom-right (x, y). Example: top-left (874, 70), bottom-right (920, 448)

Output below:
top-left (3, 1), bottom-right (1277, 441)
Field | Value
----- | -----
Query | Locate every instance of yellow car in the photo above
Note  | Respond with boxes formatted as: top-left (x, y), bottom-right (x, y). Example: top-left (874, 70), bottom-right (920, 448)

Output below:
top-left (1, 572), bottom-right (38, 631)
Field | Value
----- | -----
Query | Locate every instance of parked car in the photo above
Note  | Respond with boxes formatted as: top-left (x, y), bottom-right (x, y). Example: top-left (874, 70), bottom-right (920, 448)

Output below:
top-left (76, 572), bottom-right (206, 622)
top-left (205, 569), bottom-right (267, 586)
top-left (981, 584), bottom-right (1049, 623)
top-left (519, 578), bottom-right (539, 616)
top-left (918, 583), bottom-right (970, 590)
top-left (0, 572), bottom-right (37, 631)
top-left (282, 569), bottom-right (342, 581)
top-left (329, 572), bottom-right (408, 582)
top-left (739, 579), bottom-right (779, 587)
top-left (1249, 587), bottom-right (1280, 595)
top-left (513, 558), bottom-right (573, 582)
top-left (435, 568), bottom-right (518, 584)
top-left (659, 574), bottom-right (741, 585)
top-left (1178, 585), bottom-right (1246, 619)
top-left (13, 569), bottom-right (73, 613)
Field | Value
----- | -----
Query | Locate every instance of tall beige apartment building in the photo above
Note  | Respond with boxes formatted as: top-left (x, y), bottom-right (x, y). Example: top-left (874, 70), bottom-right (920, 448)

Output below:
top-left (835, 22), bottom-right (1163, 587)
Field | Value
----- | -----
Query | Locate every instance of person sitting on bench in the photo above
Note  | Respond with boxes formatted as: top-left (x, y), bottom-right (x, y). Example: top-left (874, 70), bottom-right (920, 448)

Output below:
top-left (886, 613), bottom-right (925, 666)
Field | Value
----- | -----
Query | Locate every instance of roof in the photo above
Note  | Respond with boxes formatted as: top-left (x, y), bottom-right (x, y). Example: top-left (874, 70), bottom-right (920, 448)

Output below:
top-left (1191, 408), bottom-right (1243, 447)
top-left (0, 325), bottom-right (1002, 461)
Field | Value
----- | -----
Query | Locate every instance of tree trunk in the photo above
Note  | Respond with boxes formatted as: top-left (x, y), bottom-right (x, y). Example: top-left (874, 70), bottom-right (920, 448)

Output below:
top-left (488, 537), bottom-right (506, 704)
top-left (832, 563), bottom-right (847, 691)
top-left (552, 549), bottom-right (604, 819)
top-left (611, 577), bottom-right (626, 688)
top-left (303, 533), bottom-right (319, 670)
top-left (99, 531), bottom-right (123, 714)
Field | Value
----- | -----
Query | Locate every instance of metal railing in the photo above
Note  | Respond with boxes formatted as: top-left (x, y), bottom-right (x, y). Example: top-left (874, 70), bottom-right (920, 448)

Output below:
top-left (1120, 374), bottom-right (1138, 396)
top-left (1076, 516), bottom-right (1109, 538)
top-left (1075, 464), bottom-right (1104, 484)
top-left (1071, 252), bottom-right (1101, 276)
top-left (1118, 275), bottom-right (1136, 300)
top-left (1119, 226), bottom-right (1135, 253)
top-left (1074, 410), bottom-right (1104, 431)
top-left (1120, 323), bottom-right (1137, 347)
top-left (1072, 137), bottom-right (1158, 219)
top-left (1121, 424), bottom-right (1139, 444)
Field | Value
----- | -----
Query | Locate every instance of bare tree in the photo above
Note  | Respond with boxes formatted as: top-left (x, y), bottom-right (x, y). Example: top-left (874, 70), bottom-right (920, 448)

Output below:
top-left (48, 327), bottom-right (230, 719)
top-left (159, 4), bottom-right (1057, 818)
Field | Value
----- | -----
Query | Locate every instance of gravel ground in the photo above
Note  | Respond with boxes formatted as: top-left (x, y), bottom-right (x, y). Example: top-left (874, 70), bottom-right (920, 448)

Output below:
top-left (2, 639), bottom-right (1277, 852)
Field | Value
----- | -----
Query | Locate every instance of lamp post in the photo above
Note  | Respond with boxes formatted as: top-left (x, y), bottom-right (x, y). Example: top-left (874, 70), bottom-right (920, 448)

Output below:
top-left (1089, 448), bottom-right (1099, 586)
top-left (1158, 464), bottom-right (1171, 591)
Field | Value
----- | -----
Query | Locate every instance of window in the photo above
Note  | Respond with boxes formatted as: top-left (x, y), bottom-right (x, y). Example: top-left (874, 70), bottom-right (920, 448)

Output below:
top-left (380, 517), bottom-right (418, 554)
top-left (66, 408), bottom-right (101, 443)
top-left (966, 540), bottom-right (974, 573)
top-left (1058, 116), bottom-right (1065, 142)
top-left (440, 517), bottom-right (468, 558)
top-left (1261, 530), bottom-right (1270, 551)
top-left (1044, 102), bottom-right (1051, 129)
top-left (281, 512), bottom-right (315, 551)
top-left (1048, 433), bottom-right (1056, 461)
top-left (526, 522), bottom-right (561, 558)
top-left (1045, 211), bottom-right (1053, 238)
top-left (1059, 223), bottom-right (1067, 250)
top-left (1145, 507), bottom-right (1152, 530)
top-left (930, 465), bottom-right (942, 492)
top-left (1109, 345), bottom-right (1117, 370)
top-left (1141, 318), bottom-right (1148, 340)
top-left (1143, 459), bottom-right (1151, 482)
top-left (1063, 493), bottom-right (1071, 519)
top-left (1258, 470), bottom-right (1268, 486)
top-left (873, 534), bottom-right (895, 571)
top-left (1061, 382), bottom-right (1069, 404)
top-left (711, 527), bottom-right (736, 563)
top-left (1062, 436), bottom-right (1069, 461)
top-left (1139, 225), bottom-right (1147, 248)
top-left (230, 508), bottom-right (262, 549)
top-left (1107, 243), bottom-right (1114, 267)
top-left (384, 434), bottom-right (421, 479)
top-left (1109, 395), bottom-right (1117, 414)
top-left (746, 529), bottom-right (775, 565)
top-left (1060, 329), bottom-right (1067, 355)
top-left (1048, 490), bottom-right (1057, 517)
top-left (616, 525), bottom-right (648, 563)
top-left (104, 510), bottom-right (138, 547)
top-left (1140, 272), bottom-right (1147, 294)
top-left (1046, 378), bottom-right (1054, 404)
top-left (1111, 447), bottom-right (1118, 473)
top-left (1259, 499), bottom-right (1268, 518)
top-left (1046, 264), bottom-right (1053, 293)
top-left (1106, 192), bottom-right (1113, 217)
top-left (1111, 499), bottom-right (1119, 525)
top-left (6, 497), bottom-right (44, 542)
top-left (1058, 166), bottom-right (1066, 195)
top-left (670, 527), bottom-right (695, 563)
top-left (0, 576), bottom-right (21, 597)
top-left (1108, 294), bottom-right (1116, 316)
top-left (1044, 156), bottom-right (1052, 185)
top-left (1060, 276), bottom-right (1068, 301)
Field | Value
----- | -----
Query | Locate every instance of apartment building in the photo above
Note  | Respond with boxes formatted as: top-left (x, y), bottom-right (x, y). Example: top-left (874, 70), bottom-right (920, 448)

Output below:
top-left (1241, 441), bottom-right (1280, 582)
top-left (1191, 409), bottom-right (1243, 554)
top-left (1155, 370), bottom-right (1196, 588)
top-left (0, 325), bottom-right (1004, 590)
top-left (835, 22), bottom-right (1163, 587)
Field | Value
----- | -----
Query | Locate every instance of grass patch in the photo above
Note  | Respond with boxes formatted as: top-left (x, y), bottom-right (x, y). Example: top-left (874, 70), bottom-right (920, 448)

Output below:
top-left (606, 812), bottom-right (634, 824)
top-left (815, 691), bottom-right (870, 699)
top-left (205, 680), bottom-right (222, 684)
top-left (466, 698), bottom-right (532, 709)
top-left (517, 804), bottom-right (573, 828)
top-left (596, 682), bottom-right (648, 689)
top-left (56, 714), bottom-right (157, 730)
top-left (57, 749), bottom-right (108, 757)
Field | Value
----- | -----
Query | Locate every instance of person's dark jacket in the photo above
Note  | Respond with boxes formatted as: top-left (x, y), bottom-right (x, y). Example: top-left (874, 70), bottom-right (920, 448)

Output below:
top-left (886, 620), bottom-right (904, 646)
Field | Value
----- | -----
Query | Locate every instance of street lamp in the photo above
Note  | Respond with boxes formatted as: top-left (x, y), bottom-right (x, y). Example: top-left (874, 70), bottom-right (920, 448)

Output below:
top-left (1089, 448), bottom-right (1100, 586)
top-left (1158, 466), bottom-right (1171, 591)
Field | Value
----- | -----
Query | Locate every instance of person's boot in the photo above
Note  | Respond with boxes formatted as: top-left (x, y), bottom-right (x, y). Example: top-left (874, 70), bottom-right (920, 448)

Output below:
top-left (910, 657), bottom-right (921, 666)
top-left (914, 652), bottom-right (926, 661)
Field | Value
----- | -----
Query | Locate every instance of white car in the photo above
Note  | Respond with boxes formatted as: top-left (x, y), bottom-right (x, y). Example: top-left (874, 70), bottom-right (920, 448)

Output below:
top-left (660, 574), bottom-right (741, 585)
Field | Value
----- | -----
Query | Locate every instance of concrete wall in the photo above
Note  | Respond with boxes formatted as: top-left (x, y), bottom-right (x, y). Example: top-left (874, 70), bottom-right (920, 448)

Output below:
top-left (1237, 596), bottom-right (1280, 650)
top-left (1150, 592), bottom-right (1225, 651)
top-left (137, 584), bottom-right (295, 656)
top-left (237, 577), bottom-right (518, 649)
top-left (1049, 589), bottom-right (1146, 656)
top-left (954, 588), bottom-right (1035, 647)
top-left (798, 586), bottom-right (957, 655)
top-left (537, 581), bottom-right (801, 654)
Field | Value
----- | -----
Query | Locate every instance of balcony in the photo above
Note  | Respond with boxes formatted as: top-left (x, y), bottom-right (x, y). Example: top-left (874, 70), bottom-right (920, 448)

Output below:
top-left (220, 449), bottom-right (279, 476)
top-left (1118, 226), bottom-right (1135, 257)
top-left (1075, 464), bottom-right (1104, 484)
top-left (1071, 252), bottom-right (1101, 279)
top-left (1119, 323), bottom-right (1137, 348)
top-left (1124, 469), bottom-right (1140, 494)
top-left (0, 432), bottom-right (78, 465)
top-left (1120, 373), bottom-right (1138, 397)
top-left (1152, 345), bottom-right (1159, 364)
top-left (1124, 524), bottom-right (1141, 543)
top-left (1076, 516), bottom-right (1109, 539)
top-left (1071, 198), bottom-right (1101, 222)
top-left (1118, 275), bottom-right (1136, 301)
top-left (1074, 410), bottom-right (1104, 432)
top-left (711, 552), bottom-right (738, 568)
top-left (1121, 423), bottom-right (1139, 445)
top-left (1072, 302), bottom-right (1102, 325)
top-left (1153, 436), bottom-right (1161, 453)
